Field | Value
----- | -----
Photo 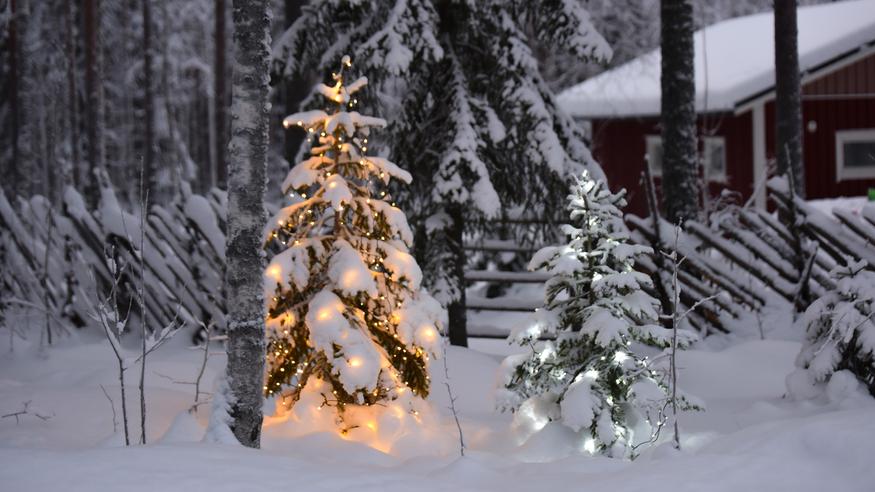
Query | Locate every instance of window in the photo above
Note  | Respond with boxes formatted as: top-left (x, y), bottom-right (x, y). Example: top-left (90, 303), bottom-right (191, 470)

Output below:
top-left (643, 135), bottom-right (726, 181)
top-left (836, 129), bottom-right (875, 181)
top-left (645, 135), bottom-right (663, 177)
top-left (703, 136), bottom-right (727, 182)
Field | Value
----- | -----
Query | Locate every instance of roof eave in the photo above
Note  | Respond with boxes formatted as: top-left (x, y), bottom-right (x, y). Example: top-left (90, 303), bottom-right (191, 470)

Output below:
top-left (571, 108), bottom-right (733, 121)
top-left (733, 39), bottom-right (875, 115)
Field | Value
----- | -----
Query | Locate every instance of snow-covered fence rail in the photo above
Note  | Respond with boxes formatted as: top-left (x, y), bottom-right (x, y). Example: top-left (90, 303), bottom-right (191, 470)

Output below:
top-left (0, 187), bottom-right (228, 341)
top-left (768, 179), bottom-right (875, 268)
top-left (7, 178), bottom-right (870, 344)
top-left (463, 215), bottom-right (742, 337)
top-left (459, 218), bottom-right (560, 339)
top-left (626, 208), bottom-right (831, 335)
top-left (464, 181), bottom-right (875, 339)
top-left (626, 216), bottom-right (736, 335)
top-left (628, 180), bottom-right (875, 336)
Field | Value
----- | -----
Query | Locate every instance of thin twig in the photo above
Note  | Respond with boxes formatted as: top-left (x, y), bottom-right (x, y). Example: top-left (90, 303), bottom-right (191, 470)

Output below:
top-left (99, 384), bottom-right (118, 434)
top-left (440, 340), bottom-right (465, 457)
top-left (5, 298), bottom-right (70, 326)
top-left (41, 210), bottom-right (55, 346)
top-left (675, 292), bottom-right (724, 323)
top-left (153, 372), bottom-right (198, 385)
top-left (192, 321), bottom-right (212, 412)
top-left (1, 401), bottom-right (54, 424)
top-left (136, 168), bottom-right (149, 446)
top-left (670, 225), bottom-right (681, 450)
top-left (89, 249), bottom-right (131, 446)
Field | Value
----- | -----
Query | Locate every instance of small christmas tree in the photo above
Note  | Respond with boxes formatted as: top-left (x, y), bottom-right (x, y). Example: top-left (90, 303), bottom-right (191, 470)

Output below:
top-left (264, 56), bottom-right (444, 417)
top-left (498, 172), bottom-right (697, 457)
top-left (788, 260), bottom-right (875, 399)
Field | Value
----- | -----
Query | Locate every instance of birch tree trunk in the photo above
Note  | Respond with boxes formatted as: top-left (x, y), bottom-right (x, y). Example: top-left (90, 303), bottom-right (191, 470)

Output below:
top-left (222, 0), bottom-right (270, 449)
top-left (774, 0), bottom-right (804, 197)
top-left (660, 0), bottom-right (699, 224)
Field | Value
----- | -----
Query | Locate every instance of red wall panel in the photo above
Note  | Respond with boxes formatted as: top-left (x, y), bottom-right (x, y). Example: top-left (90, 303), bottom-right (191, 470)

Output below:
top-left (767, 52), bottom-right (875, 199)
top-left (589, 51), bottom-right (875, 214)
top-left (591, 112), bottom-right (753, 216)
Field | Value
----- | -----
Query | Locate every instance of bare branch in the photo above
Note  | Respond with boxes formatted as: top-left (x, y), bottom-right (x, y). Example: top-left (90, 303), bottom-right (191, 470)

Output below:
top-left (677, 292), bottom-right (724, 322)
top-left (440, 339), bottom-right (465, 457)
top-left (1, 401), bottom-right (54, 424)
top-left (6, 298), bottom-right (70, 326)
top-left (192, 321), bottom-right (212, 412)
top-left (99, 384), bottom-right (118, 434)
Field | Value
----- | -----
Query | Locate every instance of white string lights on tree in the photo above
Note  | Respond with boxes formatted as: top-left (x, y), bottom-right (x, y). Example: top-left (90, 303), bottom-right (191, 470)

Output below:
top-left (264, 56), bottom-right (445, 420)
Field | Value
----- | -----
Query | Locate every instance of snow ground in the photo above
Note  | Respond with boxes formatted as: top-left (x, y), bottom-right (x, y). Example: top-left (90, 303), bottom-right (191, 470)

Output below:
top-left (1, 327), bottom-right (874, 491)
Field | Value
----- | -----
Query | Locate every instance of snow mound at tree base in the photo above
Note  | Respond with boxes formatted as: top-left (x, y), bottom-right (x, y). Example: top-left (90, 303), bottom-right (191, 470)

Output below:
top-left (262, 380), bottom-right (460, 457)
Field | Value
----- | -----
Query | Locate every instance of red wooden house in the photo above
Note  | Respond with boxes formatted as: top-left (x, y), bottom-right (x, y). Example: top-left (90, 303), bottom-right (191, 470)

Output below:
top-left (558, 0), bottom-right (875, 215)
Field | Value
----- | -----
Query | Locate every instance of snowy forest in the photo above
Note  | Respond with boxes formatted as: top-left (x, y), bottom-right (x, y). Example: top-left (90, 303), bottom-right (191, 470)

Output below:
top-left (2, 0), bottom-right (874, 490)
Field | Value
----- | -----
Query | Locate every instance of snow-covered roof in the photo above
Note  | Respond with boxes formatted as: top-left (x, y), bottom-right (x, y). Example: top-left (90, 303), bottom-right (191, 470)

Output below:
top-left (558, 0), bottom-right (875, 118)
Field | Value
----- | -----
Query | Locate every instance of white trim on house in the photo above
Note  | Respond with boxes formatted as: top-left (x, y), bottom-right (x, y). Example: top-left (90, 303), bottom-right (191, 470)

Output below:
top-left (734, 42), bottom-right (875, 115)
top-left (835, 128), bottom-right (875, 181)
top-left (643, 134), bottom-right (729, 183)
top-left (703, 136), bottom-right (727, 183)
top-left (645, 135), bottom-right (663, 177)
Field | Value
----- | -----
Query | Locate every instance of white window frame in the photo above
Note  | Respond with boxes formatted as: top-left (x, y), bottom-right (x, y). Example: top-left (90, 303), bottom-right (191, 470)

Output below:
top-left (702, 136), bottom-right (727, 183)
top-left (644, 135), bottom-right (727, 182)
top-left (645, 135), bottom-right (663, 177)
top-left (835, 129), bottom-right (875, 181)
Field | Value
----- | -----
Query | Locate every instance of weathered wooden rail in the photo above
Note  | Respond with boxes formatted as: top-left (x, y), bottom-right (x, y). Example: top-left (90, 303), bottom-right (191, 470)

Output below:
top-left (0, 187), bottom-right (228, 340)
top-left (3, 177), bottom-right (872, 344)
top-left (461, 178), bottom-right (875, 340)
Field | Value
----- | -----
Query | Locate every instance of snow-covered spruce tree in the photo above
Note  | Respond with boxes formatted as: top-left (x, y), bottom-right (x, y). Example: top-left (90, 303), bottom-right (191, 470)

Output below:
top-left (498, 172), bottom-right (697, 457)
top-left (788, 261), bottom-right (875, 399)
top-left (272, 1), bottom-right (611, 343)
top-left (263, 57), bottom-right (444, 419)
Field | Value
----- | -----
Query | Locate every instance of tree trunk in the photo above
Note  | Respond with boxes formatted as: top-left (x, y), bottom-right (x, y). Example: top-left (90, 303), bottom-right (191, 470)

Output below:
top-left (196, 69), bottom-right (213, 193)
top-left (660, 0), bottom-right (699, 224)
top-left (83, 0), bottom-right (104, 208)
top-left (159, 0), bottom-right (183, 197)
top-left (65, 0), bottom-right (80, 190)
top-left (447, 205), bottom-right (468, 347)
top-left (774, 0), bottom-right (804, 197)
top-left (214, 0), bottom-right (228, 189)
top-left (17, 0), bottom-right (46, 198)
top-left (141, 0), bottom-right (156, 195)
top-left (223, 0), bottom-right (270, 449)
top-left (8, 0), bottom-right (21, 198)
top-left (282, 0), bottom-right (307, 167)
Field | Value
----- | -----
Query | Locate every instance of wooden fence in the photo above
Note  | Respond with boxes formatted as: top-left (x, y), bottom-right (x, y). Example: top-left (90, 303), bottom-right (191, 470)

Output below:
top-left (0, 187), bottom-right (228, 340)
top-left (3, 177), bottom-right (873, 343)
top-left (462, 177), bottom-right (875, 339)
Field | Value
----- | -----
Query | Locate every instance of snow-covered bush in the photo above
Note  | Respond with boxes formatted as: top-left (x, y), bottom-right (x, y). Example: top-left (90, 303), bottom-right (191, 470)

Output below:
top-left (263, 57), bottom-right (445, 420)
top-left (498, 172), bottom-right (697, 457)
top-left (787, 260), bottom-right (875, 400)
